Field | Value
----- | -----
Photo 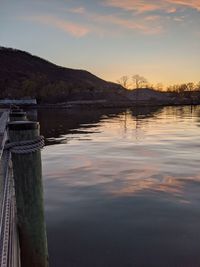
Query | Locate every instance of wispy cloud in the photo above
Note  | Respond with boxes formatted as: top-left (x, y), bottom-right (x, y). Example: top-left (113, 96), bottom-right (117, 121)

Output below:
top-left (168, 0), bottom-right (200, 11)
top-left (103, 0), bottom-right (200, 13)
top-left (68, 7), bottom-right (163, 35)
top-left (90, 14), bottom-right (162, 35)
top-left (24, 0), bottom-right (199, 39)
top-left (103, 0), bottom-right (164, 13)
top-left (22, 15), bottom-right (90, 37)
top-left (167, 7), bottom-right (177, 13)
top-left (144, 15), bottom-right (161, 22)
top-left (67, 7), bottom-right (86, 14)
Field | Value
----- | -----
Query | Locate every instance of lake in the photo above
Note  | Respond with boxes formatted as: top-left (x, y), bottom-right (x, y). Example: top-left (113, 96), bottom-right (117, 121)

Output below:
top-left (35, 105), bottom-right (200, 267)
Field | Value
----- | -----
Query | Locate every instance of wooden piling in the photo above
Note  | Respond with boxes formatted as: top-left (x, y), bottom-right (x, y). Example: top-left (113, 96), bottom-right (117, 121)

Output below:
top-left (8, 121), bottom-right (48, 267)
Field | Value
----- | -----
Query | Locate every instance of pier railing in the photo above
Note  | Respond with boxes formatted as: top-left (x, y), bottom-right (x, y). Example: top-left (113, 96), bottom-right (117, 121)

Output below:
top-left (0, 111), bottom-right (21, 267)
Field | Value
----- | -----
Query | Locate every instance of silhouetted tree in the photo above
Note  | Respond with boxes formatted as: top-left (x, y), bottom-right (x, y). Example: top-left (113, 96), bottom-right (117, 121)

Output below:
top-left (117, 76), bottom-right (130, 89)
top-left (196, 82), bottom-right (200, 91)
top-left (186, 82), bottom-right (195, 91)
top-left (155, 83), bottom-right (164, 91)
top-left (132, 74), bottom-right (148, 89)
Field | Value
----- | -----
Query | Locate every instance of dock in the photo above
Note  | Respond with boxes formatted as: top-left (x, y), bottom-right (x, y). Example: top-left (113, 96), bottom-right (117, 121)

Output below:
top-left (0, 110), bottom-right (48, 267)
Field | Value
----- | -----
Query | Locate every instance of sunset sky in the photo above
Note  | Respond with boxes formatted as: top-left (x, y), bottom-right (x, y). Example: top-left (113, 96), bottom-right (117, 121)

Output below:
top-left (1, 0), bottom-right (200, 87)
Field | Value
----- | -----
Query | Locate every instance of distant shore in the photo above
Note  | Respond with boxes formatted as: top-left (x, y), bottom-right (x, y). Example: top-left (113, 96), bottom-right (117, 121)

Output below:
top-left (0, 100), bottom-right (199, 110)
top-left (1, 88), bottom-right (200, 110)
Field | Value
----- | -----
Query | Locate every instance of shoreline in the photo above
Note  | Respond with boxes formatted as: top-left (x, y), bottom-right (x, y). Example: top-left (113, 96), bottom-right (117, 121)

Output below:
top-left (0, 99), bottom-right (199, 110)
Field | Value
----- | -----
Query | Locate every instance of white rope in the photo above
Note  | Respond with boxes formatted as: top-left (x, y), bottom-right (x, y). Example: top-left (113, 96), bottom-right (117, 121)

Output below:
top-left (5, 136), bottom-right (44, 154)
top-left (0, 151), bottom-right (21, 267)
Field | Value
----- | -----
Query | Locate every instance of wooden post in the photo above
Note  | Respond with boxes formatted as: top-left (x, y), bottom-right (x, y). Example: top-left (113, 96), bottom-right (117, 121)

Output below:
top-left (9, 112), bottom-right (27, 121)
top-left (8, 121), bottom-right (48, 267)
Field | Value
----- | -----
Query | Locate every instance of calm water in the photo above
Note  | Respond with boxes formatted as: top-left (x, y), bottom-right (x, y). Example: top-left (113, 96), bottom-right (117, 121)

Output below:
top-left (36, 106), bottom-right (200, 267)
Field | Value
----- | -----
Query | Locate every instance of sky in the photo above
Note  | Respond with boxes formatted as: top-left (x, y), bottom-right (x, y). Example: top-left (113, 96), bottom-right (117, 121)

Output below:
top-left (1, 0), bottom-right (200, 87)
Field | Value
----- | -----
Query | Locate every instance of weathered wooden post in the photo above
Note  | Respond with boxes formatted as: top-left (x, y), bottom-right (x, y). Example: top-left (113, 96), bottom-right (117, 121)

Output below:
top-left (8, 121), bottom-right (48, 267)
top-left (9, 112), bottom-right (27, 121)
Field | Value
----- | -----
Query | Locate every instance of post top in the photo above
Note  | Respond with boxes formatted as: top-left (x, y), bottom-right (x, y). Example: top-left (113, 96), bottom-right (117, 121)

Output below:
top-left (8, 121), bottom-right (39, 130)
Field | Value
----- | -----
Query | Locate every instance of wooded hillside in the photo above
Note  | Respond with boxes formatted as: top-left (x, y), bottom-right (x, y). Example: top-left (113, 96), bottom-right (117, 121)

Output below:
top-left (0, 47), bottom-right (125, 103)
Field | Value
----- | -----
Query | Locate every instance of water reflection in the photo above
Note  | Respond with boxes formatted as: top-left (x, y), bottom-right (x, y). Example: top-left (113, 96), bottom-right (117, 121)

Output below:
top-left (39, 106), bottom-right (200, 267)
top-left (36, 106), bottom-right (161, 145)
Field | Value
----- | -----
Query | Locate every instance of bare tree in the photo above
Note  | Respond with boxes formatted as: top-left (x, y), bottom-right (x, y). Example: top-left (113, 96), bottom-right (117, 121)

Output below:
top-left (155, 83), bottom-right (164, 91)
top-left (167, 83), bottom-right (195, 93)
top-left (178, 83), bottom-right (188, 93)
top-left (196, 81), bottom-right (200, 91)
top-left (132, 74), bottom-right (148, 89)
top-left (117, 75), bottom-right (130, 89)
top-left (186, 82), bottom-right (195, 91)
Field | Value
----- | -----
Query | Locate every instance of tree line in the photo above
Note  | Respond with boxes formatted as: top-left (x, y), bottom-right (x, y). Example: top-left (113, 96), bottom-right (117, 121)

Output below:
top-left (117, 74), bottom-right (200, 92)
top-left (117, 75), bottom-right (148, 89)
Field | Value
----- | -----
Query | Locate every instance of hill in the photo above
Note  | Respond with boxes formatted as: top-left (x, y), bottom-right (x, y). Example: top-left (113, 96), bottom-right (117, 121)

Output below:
top-left (0, 47), bottom-right (126, 103)
top-left (126, 88), bottom-right (170, 102)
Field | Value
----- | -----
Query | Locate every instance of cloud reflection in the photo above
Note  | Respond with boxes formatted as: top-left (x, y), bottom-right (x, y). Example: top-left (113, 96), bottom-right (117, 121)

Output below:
top-left (109, 175), bottom-right (184, 197)
top-left (42, 106), bottom-right (200, 209)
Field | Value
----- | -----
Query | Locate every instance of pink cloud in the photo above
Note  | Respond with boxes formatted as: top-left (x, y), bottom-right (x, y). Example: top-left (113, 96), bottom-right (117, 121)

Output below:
top-left (166, 7), bottom-right (177, 13)
top-left (24, 15), bottom-right (90, 37)
top-left (68, 7), bottom-right (163, 35)
top-left (144, 15), bottom-right (161, 21)
top-left (99, 15), bottom-right (163, 34)
top-left (167, 0), bottom-right (200, 11)
top-left (103, 0), bottom-right (164, 13)
top-left (104, 0), bottom-right (200, 13)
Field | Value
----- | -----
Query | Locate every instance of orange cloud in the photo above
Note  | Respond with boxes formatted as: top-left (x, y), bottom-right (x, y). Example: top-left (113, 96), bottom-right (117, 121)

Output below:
top-left (24, 15), bottom-right (90, 37)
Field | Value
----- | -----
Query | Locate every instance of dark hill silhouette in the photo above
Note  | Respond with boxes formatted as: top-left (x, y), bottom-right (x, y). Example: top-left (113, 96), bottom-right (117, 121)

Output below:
top-left (127, 88), bottom-right (170, 101)
top-left (0, 47), bottom-right (126, 103)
